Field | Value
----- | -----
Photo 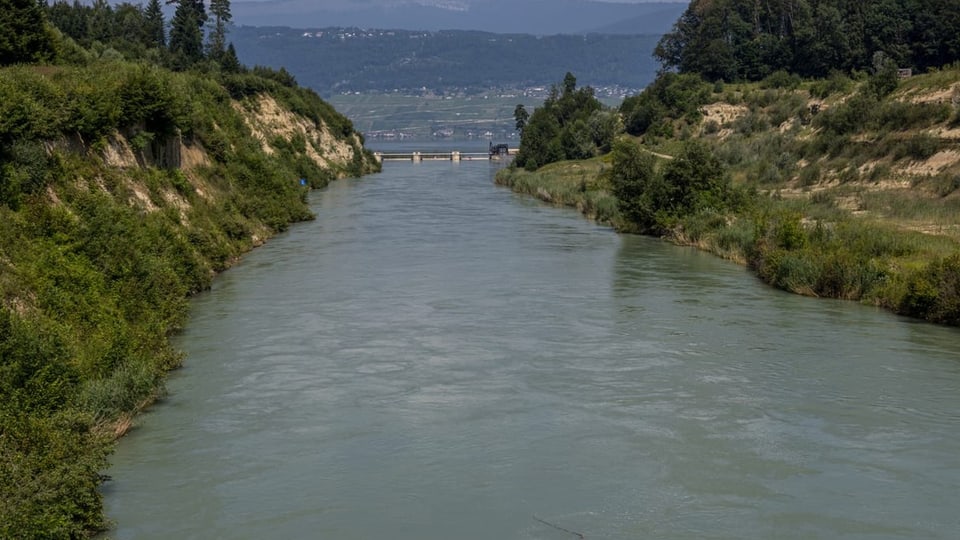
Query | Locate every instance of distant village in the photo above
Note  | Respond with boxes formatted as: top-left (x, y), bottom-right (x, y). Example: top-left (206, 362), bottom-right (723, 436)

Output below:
top-left (338, 84), bottom-right (640, 100)
top-left (278, 27), bottom-right (644, 141)
top-left (253, 27), bottom-right (647, 99)
top-left (365, 128), bottom-right (519, 141)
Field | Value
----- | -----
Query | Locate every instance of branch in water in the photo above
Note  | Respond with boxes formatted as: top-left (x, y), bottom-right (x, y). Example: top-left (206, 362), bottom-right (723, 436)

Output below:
top-left (533, 515), bottom-right (586, 539)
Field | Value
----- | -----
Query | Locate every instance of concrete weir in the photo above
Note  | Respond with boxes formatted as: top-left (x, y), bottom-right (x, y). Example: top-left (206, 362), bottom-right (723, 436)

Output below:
top-left (373, 149), bottom-right (517, 163)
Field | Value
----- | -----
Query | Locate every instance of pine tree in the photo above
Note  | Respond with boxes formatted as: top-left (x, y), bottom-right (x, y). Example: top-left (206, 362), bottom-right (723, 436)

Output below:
top-left (220, 42), bottom-right (243, 73)
top-left (46, 0), bottom-right (90, 43)
top-left (86, 0), bottom-right (113, 44)
top-left (207, 0), bottom-right (232, 60)
top-left (168, 0), bottom-right (203, 68)
top-left (144, 0), bottom-right (165, 48)
top-left (513, 104), bottom-right (529, 135)
top-left (0, 0), bottom-right (56, 65)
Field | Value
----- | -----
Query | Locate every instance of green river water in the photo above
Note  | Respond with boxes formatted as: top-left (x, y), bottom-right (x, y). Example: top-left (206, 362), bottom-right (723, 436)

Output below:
top-left (104, 158), bottom-right (960, 539)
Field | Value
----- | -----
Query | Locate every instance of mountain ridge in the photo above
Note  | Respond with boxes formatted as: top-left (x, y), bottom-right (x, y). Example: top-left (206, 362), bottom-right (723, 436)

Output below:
top-left (230, 0), bottom-right (686, 34)
top-left (231, 25), bottom-right (664, 96)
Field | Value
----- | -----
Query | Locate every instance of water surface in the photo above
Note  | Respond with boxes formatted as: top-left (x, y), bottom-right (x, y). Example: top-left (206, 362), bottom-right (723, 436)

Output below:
top-left (105, 160), bottom-right (960, 539)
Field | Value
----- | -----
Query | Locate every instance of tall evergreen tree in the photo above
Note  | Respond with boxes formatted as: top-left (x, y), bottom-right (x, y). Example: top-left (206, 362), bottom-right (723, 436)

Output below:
top-left (220, 42), bottom-right (243, 73)
top-left (86, 0), bottom-right (113, 44)
top-left (46, 0), bottom-right (90, 43)
top-left (114, 3), bottom-right (148, 47)
top-left (144, 0), bottom-right (166, 48)
top-left (0, 0), bottom-right (55, 65)
top-left (207, 0), bottom-right (232, 59)
top-left (168, 0), bottom-right (204, 68)
top-left (513, 104), bottom-right (528, 135)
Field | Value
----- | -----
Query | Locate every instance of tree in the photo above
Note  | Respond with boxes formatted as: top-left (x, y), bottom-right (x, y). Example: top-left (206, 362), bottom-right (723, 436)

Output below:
top-left (220, 42), bottom-right (243, 73)
top-left (86, 0), bottom-right (113, 44)
top-left (46, 0), bottom-right (90, 43)
top-left (0, 0), bottom-right (56, 65)
top-left (620, 73), bottom-right (710, 136)
top-left (514, 72), bottom-right (605, 170)
top-left (513, 104), bottom-right (528, 135)
top-left (866, 51), bottom-right (900, 99)
top-left (168, 0), bottom-right (204, 68)
top-left (144, 0), bottom-right (165, 48)
top-left (207, 0), bottom-right (232, 60)
top-left (113, 3), bottom-right (148, 48)
top-left (654, 0), bottom-right (960, 82)
top-left (587, 109), bottom-right (618, 154)
top-left (610, 139), bottom-right (732, 233)
top-left (562, 71), bottom-right (577, 96)
top-left (169, 0), bottom-right (206, 27)
top-left (609, 138), bottom-right (660, 230)
top-left (660, 141), bottom-right (728, 215)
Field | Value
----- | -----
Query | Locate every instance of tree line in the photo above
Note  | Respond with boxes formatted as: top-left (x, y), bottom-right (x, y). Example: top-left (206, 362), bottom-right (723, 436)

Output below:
top-left (655, 0), bottom-right (960, 81)
top-left (2, 0), bottom-right (241, 72)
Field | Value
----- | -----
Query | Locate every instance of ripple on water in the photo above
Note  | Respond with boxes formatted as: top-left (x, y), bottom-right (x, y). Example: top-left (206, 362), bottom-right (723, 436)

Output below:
top-left (105, 162), bottom-right (960, 540)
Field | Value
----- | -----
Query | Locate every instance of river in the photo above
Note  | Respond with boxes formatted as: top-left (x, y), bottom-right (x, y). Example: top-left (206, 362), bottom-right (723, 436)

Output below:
top-left (103, 157), bottom-right (960, 539)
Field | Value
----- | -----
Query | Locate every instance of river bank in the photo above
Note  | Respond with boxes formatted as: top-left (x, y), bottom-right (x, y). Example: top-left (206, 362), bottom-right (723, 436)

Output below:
top-left (0, 59), bottom-right (379, 538)
top-left (495, 158), bottom-right (960, 326)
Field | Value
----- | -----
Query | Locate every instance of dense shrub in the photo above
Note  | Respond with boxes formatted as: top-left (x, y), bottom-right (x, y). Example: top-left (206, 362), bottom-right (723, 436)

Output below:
top-left (609, 138), bottom-right (659, 229)
top-left (815, 93), bottom-right (877, 136)
top-left (611, 138), bottom-right (737, 234)
top-left (514, 73), bottom-right (606, 170)
top-left (895, 133), bottom-right (940, 161)
top-left (899, 254), bottom-right (960, 325)
top-left (760, 70), bottom-right (802, 90)
top-left (0, 55), bottom-right (376, 538)
top-left (875, 101), bottom-right (952, 131)
top-left (620, 73), bottom-right (710, 136)
top-left (809, 71), bottom-right (853, 99)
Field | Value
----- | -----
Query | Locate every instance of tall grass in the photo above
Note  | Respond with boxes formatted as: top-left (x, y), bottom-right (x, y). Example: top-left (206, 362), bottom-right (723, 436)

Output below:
top-left (496, 158), bottom-right (622, 226)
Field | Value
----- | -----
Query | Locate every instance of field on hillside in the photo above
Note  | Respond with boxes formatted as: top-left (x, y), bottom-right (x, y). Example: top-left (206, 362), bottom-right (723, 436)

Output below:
top-left (329, 92), bottom-right (623, 141)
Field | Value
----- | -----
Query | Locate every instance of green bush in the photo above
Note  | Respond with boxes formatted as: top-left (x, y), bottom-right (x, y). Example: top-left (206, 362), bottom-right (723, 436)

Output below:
top-left (0, 54), bottom-right (375, 538)
top-left (895, 133), bottom-right (940, 161)
top-left (732, 111), bottom-right (769, 136)
top-left (761, 70), bottom-right (802, 90)
top-left (899, 254), bottom-right (960, 324)
top-left (815, 93), bottom-right (876, 136)
top-left (875, 101), bottom-right (951, 131)
top-left (713, 217), bottom-right (754, 252)
top-left (932, 173), bottom-right (960, 196)
top-left (809, 71), bottom-right (853, 99)
top-left (620, 73), bottom-right (710, 136)
top-left (950, 108), bottom-right (960, 128)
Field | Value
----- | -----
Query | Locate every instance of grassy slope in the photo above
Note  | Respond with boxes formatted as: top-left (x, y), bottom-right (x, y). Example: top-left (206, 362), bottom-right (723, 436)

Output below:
top-left (0, 60), bottom-right (378, 538)
top-left (497, 68), bottom-right (960, 324)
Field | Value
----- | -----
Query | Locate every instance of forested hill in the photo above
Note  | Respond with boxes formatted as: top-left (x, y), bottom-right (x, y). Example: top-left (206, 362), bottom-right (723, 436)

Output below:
top-left (231, 26), bottom-right (662, 95)
top-left (656, 0), bottom-right (960, 82)
top-left (229, 0), bottom-right (686, 35)
top-left (1, 1), bottom-right (377, 537)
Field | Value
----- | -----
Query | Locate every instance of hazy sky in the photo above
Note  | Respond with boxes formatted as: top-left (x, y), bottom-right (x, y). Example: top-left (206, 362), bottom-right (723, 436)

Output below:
top-left (233, 0), bottom-right (685, 4)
